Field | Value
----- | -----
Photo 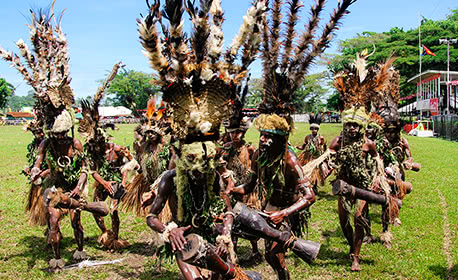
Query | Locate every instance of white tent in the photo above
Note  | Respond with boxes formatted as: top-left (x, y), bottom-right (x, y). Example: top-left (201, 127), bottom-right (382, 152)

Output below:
top-left (98, 106), bottom-right (132, 117)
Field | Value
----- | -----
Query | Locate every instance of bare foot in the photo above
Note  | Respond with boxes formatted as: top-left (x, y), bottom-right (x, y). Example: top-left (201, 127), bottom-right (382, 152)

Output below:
top-left (72, 250), bottom-right (88, 261)
top-left (49, 258), bottom-right (65, 271)
top-left (351, 255), bottom-right (361, 272)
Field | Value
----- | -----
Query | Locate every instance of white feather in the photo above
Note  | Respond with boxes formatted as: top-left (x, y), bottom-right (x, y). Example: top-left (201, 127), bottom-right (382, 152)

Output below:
top-left (190, 111), bottom-right (202, 123)
top-left (184, 76), bottom-right (193, 86)
top-left (201, 67), bottom-right (215, 82)
top-left (209, 0), bottom-right (222, 15)
top-left (199, 121), bottom-right (212, 134)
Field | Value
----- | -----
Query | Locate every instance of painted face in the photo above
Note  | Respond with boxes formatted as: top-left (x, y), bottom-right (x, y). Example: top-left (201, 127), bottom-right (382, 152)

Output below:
top-left (344, 122), bottom-right (361, 139)
top-left (34, 129), bottom-right (45, 142)
top-left (180, 141), bottom-right (217, 183)
top-left (259, 132), bottom-right (274, 153)
top-left (384, 128), bottom-right (399, 142)
top-left (259, 131), bottom-right (284, 154)
top-left (310, 127), bottom-right (319, 136)
top-left (51, 131), bottom-right (68, 144)
top-left (365, 126), bottom-right (377, 140)
top-left (145, 130), bottom-right (159, 142)
top-left (230, 130), bottom-right (245, 144)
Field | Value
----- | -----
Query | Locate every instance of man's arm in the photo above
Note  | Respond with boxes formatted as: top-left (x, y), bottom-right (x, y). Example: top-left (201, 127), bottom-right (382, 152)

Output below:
top-left (320, 135), bottom-right (327, 151)
top-left (328, 135), bottom-right (341, 152)
top-left (296, 135), bottom-right (309, 150)
top-left (146, 169), bottom-right (191, 251)
top-left (71, 138), bottom-right (88, 197)
top-left (92, 171), bottom-right (114, 194)
top-left (402, 137), bottom-right (413, 160)
top-left (267, 152), bottom-right (316, 224)
top-left (30, 139), bottom-right (49, 182)
top-left (146, 169), bottom-right (176, 233)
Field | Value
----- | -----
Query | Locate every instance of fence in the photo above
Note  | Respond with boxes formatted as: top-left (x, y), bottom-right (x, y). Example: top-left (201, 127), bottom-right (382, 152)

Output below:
top-left (432, 114), bottom-right (458, 141)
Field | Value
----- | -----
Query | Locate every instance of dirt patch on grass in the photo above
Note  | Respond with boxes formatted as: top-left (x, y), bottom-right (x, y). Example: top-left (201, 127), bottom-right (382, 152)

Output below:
top-left (437, 188), bottom-right (453, 280)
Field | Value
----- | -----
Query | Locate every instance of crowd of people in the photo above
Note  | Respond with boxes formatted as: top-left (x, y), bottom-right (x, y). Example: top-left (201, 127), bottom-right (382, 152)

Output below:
top-left (1, 0), bottom-right (423, 279)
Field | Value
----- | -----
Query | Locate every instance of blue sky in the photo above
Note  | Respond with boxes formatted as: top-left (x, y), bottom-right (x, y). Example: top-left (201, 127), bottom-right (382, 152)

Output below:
top-left (0, 0), bottom-right (456, 98)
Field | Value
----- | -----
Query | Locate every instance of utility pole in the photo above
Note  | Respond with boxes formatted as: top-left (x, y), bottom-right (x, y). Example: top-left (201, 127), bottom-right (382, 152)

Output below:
top-left (439, 38), bottom-right (457, 115)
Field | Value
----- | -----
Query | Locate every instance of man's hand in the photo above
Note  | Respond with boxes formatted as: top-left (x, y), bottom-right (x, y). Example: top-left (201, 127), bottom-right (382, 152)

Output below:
top-left (403, 158), bottom-right (413, 170)
top-left (215, 243), bottom-right (229, 259)
top-left (265, 210), bottom-right (287, 225)
top-left (169, 225), bottom-right (191, 251)
top-left (224, 183), bottom-right (234, 195)
top-left (103, 181), bottom-right (115, 195)
top-left (30, 167), bottom-right (41, 181)
top-left (69, 186), bottom-right (81, 198)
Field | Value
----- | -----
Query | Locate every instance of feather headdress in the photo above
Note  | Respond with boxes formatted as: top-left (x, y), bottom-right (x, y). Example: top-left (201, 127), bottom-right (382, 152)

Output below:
top-left (140, 95), bottom-right (165, 135)
top-left (333, 49), bottom-right (377, 114)
top-left (0, 4), bottom-right (74, 133)
top-left (257, 0), bottom-right (357, 135)
top-left (225, 75), bottom-right (251, 131)
top-left (372, 58), bottom-right (401, 128)
top-left (334, 50), bottom-right (399, 127)
top-left (138, 0), bottom-right (267, 143)
top-left (78, 62), bottom-right (123, 142)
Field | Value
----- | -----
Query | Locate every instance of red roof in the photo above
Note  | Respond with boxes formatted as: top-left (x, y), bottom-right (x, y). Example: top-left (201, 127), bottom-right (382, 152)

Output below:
top-left (7, 112), bottom-right (35, 118)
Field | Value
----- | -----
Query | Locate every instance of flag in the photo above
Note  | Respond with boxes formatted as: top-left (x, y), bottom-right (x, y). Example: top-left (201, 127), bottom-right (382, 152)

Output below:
top-left (422, 45), bottom-right (436, 56)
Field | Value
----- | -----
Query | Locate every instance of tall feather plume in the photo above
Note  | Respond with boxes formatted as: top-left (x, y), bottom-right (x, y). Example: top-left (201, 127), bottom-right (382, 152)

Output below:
top-left (0, 47), bottom-right (35, 90)
top-left (163, 0), bottom-right (189, 77)
top-left (186, 0), bottom-right (211, 64)
top-left (207, 0), bottom-right (224, 63)
top-left (292, 0), bottom-right (357, 92)
top-left (0, 7), bottom-right (74, 131)
top-left (261, 4), bottom-right (271, 76)
top-left (138, 1), bottom-right (169, 82)
top-left (93, 62), bottom-right (123, 110)
top-left (279, 0), bottom-right (301, 73)
top-left (374, 56), bottom-right (397, 93)
top-left (259, 0), bottom-right (356, 117)
top-left (288, 0), bottom-right (325, 74)
top-left (146, 95), bottom-right (156, 121)
top-left (226, 0), bottom-right (267, 64)
top-left (269, 0), bottom-right (283, 71)
top-left (78, 62), bottom-right (123, 140)
top-left (371, 56), bottom-right (400, 114)
top-left (333, 52), bottom-right (377, 112)
top-left (232, 0), bottom-right (267, 73)
top-left (226, 74), bottom-right (251, 129)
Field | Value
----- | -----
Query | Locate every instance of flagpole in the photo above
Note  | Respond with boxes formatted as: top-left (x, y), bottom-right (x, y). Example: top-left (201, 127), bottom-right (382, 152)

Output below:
top-left (418, 12), bottom-right (422, 120)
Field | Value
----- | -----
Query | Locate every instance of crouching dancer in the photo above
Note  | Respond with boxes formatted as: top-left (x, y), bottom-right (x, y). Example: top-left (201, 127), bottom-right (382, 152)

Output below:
top-left (228, 114), bottom-right (318, 280)
top-left (31, 110), bottom-right (108, 270)
top-left (0, 7), bottom-right (108, 270)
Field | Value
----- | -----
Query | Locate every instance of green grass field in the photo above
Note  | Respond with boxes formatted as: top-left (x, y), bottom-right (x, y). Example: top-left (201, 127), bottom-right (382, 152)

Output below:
top-left (0, 123), bottom-right (457, 279)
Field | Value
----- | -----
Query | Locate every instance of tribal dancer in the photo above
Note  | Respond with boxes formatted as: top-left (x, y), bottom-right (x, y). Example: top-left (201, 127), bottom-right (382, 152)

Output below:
top-left (296, 122), bottom-right (326, 167)
top-left (220, 81), bottom-right (261, 261)
top-left (330, 52), bottom-right (401, 271)
top-left (372, 70), bottom-right (420, 248)
top-left (228, 0), bottom-right (357, 278)
top-left (139, 0), bottom-right (267, 278)
top-left (0, 7), bottom-right (109, 270)
top-left (296, 121), bottom-right (327, 192)
top-left (79, 62), bottom-right (134, 250)
top-left (121, 96), bottom-right (173, 218)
